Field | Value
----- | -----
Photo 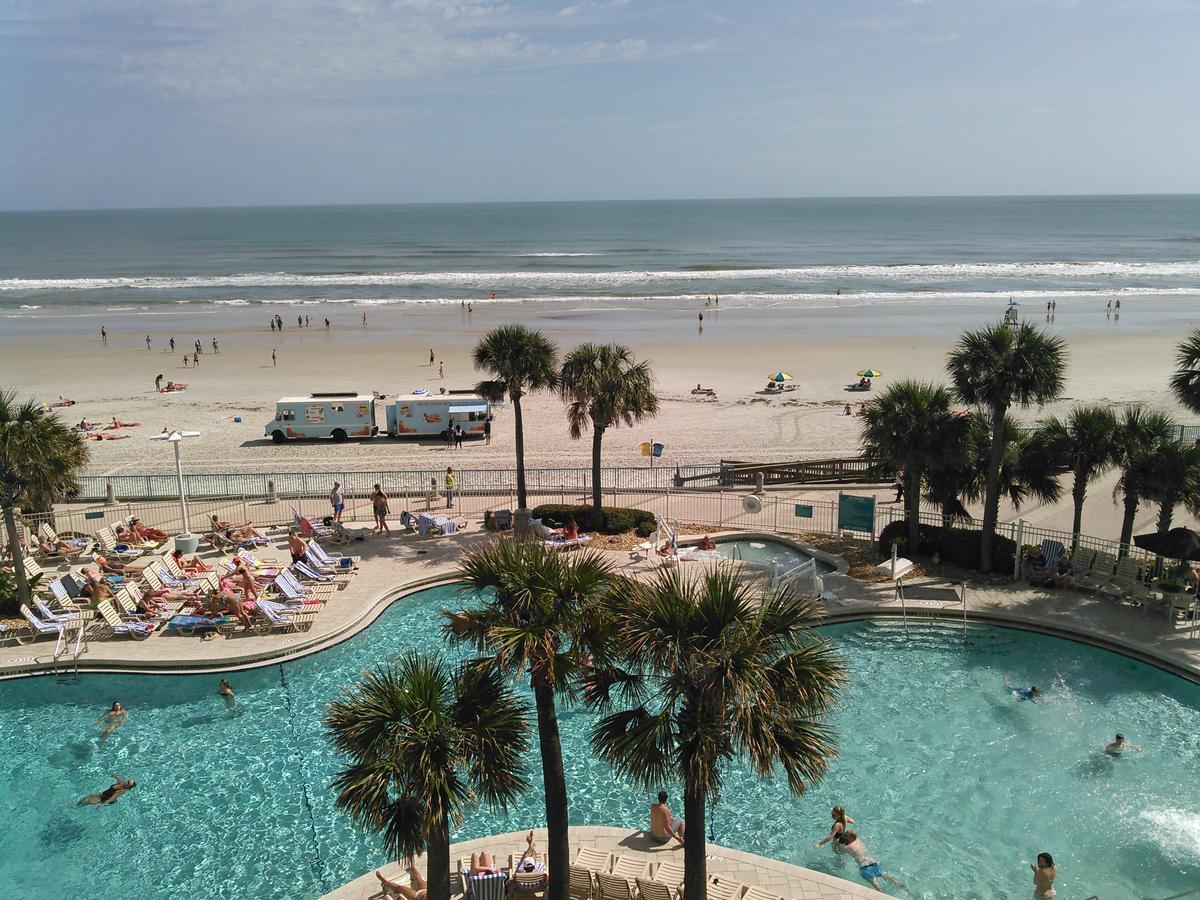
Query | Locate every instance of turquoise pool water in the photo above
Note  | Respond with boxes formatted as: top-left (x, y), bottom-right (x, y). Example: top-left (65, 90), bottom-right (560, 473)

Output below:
top-left (1, 585), bottom-right (1198, 899)
top-left (714, 538), bottom-right (838, 576)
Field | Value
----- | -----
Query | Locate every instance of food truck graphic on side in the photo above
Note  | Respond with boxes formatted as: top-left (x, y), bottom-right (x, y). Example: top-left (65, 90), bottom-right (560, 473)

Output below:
top-left (265, 393), bottom-right (379, 443)
top-left (386, 394), bottom-right (491, 439)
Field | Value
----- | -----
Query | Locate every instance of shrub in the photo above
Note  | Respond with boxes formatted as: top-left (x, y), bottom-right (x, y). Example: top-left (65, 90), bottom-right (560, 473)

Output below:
top-left (530, 504), bottom-right (656, 536)
top-left (878, 520), bottom-right (1016, 573)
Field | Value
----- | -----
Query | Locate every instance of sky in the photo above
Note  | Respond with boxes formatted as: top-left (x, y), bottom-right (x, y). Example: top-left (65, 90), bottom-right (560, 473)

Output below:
top-left (1, 0), bottom-right (1199, 210)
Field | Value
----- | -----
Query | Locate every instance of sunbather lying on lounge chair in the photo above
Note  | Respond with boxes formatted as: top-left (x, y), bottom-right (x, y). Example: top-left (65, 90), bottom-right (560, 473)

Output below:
top-left (80, 570), bottom-right (115, 606)
top-left (170, 548), bottom-right (212, 572)
top-left (375, 866), bottom-right (427, 900)
top-left (128, 518), bottom-right (167, 542)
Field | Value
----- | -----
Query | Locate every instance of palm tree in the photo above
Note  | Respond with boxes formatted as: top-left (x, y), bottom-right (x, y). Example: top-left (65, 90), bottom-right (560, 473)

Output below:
top-left (584, 567), bottom-right (846, 900)
top-left (1111, 408), bottom-right (1176, 553)
top-left (1036, 405), bottom-right (1118, 554)
top-left (1169, 329), bottom-right (1200, 414)
top-left (326, 652), bottom-right (530, 900)
top-left (946, 323), bottom-right (1066, 572)
top-left (924, 410), bottom-right (1063, 527)
top-left (859, 380), bottom-right (955, 551)
top-left (0, 391), bottom-right (89, 612)
top-left (559, 343), bottom-right (659, 519)
top-left (445, 540), bottom-right (619, 900)
top-left (1141, 440), bottom-right (1200, 535)
top-left (473, 325), bottom-right (559, 511)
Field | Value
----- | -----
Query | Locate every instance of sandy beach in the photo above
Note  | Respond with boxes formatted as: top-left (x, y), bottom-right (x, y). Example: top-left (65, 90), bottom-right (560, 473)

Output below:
top-left (6, 294), bottom-right (1199, 481)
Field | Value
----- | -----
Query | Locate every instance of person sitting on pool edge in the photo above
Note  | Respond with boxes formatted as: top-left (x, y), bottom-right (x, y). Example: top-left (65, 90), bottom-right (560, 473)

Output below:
top-left (1004, 675), bottom-right (1040, 704)
top-left (650, 790), bottom-right (685, 844)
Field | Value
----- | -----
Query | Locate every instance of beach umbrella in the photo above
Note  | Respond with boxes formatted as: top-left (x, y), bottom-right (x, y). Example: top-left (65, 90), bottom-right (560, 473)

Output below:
top-left (768, 372), bottom-right (793, 382)
top-left (1133, 527), bottom-right (1200, 560)
top-left (856, 369), bottom-right (883, 378)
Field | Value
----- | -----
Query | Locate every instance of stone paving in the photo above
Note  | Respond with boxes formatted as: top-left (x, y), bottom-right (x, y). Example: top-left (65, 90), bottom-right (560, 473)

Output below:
top-left (321, 827), bottom-right (876, 900)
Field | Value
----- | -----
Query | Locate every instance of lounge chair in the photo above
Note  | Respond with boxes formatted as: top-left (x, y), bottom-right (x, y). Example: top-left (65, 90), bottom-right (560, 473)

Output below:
top-left (295, 514), bottom-right (335, 540)
top-left (293, 559), bottom-right (351, 587)
top-left (610, 858), bottom-right (650, 881)
top-left (254, 598), bottom-right (318, 634)
top-left (650, 862), bottom-right (684, 893)
top-left (465, 872), bottom-right (508, 900)
top-left (96, 526), bottom-right (143, 560)
top-left (272, 569), bottom-right (333, 604)
top-left (307, 541), bottom-right (359, 570)
top-left (36, 523), bottom-right (89, 560)
top-left (1068, 547), bottom-right (1097, 578)
top-left (705, 878), bottom-right (746, 900)
top-left (510, 871), bottom-right (548, 899)
top-left (595, 874), bottom-right (635, 900)
top-left (635, 878), bottom-right (674, 900)
top-left (574, 849), bottom-right (613, 872)
top-left (740, 888), bottom-right (785, 900)
top-left (543, 534), bottom-right (593, 551)
top-left (116, 585), bottom-right (175, 622)
top-left (92, 600), bottom-right (154, 640)
top-left (35, 598), bottom-right (84, 626)
top-left (1098, 557), bottom-right (1156, 605)
top-left (16, 604), bottom-right (67, 644)
top-left (1077, 550), bottom-right (1117, 592)
top-left (166, 613), bottom-right (238, 636)
top-left (493, 509), bottom-right (514, 531)
top-left (568, 865), bottom-right (595, 900)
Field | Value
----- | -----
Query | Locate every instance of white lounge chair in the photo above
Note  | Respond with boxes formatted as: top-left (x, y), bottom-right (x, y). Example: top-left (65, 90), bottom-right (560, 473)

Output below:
top-left (705, 878), bottom-right (746, 900)
top-left (574, 849), bottom-right (613, 872)
top-left (543, 534), bottom-right (593, 551)
top-left (595, 873), bottom-right (634, 900)
top-left (307, 541), bottom-right (359, 570)
top-left (568, 865), bottom-right (596, 900)
top-left (611, 858), bottom-right (649, 881)
top-left (16, 604), bottom-right (67, 644)
top-left (92, 600), bottom-right (154, 640)
top-left (635, 878), bottom-right (674, 900)
top-left (254, 598), bottom-right (318, 634)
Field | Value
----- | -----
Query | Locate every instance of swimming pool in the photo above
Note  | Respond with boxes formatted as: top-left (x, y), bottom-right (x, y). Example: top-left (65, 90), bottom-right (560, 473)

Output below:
top-left (712, 537), bottom-right (838, 576)
top-left (1, 585), bottom-right (1197, 899)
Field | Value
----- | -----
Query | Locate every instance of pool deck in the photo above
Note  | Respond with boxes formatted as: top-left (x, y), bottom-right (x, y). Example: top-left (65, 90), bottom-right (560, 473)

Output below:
top-left (3, 522), bottom-right (1199, 681)
top-left (320, 827), bottom-right (878, 900)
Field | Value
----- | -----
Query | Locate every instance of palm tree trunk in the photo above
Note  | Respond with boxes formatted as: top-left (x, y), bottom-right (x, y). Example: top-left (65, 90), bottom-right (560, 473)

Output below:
top-left (532, 678), bottom-right (570, 900)
top-left (591, 426), bottom-right (605, 521)
top-left (905, 466), bottom-right (921, 552)
top-left (1070, 470), bottom-right (1086, 557)
top-left (979, 403), bottom-right (1008, 574)
top-left (1158, 494), bottom-right (1175, 534)
top-left (426, 816), bottom-right (452, 900)
top-left (513, 395), bottom-right (528, 510)
top-left (2, 505), bottom-right (31, 613)
top-left (681, 777), bottom-right (707, 900)
top-left (1118, 492), bottom-right (1139, 558)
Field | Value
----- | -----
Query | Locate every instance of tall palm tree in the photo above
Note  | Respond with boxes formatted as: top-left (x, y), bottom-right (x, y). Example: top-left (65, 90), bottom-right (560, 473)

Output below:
top-left (1036, 405), bottom-right (1118, 554)
top-left (584, 567), bottom-right (846, 900)
top-left (0, 390), bottom-right (89, 612)
top-left (1141, 440), bottom-right (1200, 535)
top-left (445, 540), bottom-right (619, 900)
top-left (946, 322), bottom-right (1066, 572)
top-left (924, 410), bottom-right (1063, 527)
top-left (473, 325), bottom-right (559, 511)
top-left (326, 652), bottom-right (530, 900)
top-left (859, 380), bottom-right (955, 551)
top-left (1169, 329), bottom-right (1200, 414)
top-left (1111, 408), bottom-right (1177, 553)
top-left (559, 343), bottom-right (659, 519)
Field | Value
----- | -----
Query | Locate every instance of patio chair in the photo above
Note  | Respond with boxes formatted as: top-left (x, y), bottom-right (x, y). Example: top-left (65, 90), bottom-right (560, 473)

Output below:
top-left (254, 598), bottom-right (319, 634)
top-left (740, 888), bottom-right (785, 900)
top-left (574, 849), bottom-right (613, 873)
top-left (1078, 551), bottom-right (1117, 592)
top-left (307, 541), bottom-right (360, 570)
top-left (1067, 547), bottom-right (1097, 578)
top-left (705, 878), bottom-right (746, 900)
top-left (272, 569), bottom-right (333, 604)
top-left (293, 559), bottom-right (352, 587)
top-left (650, 862), bottom-right (684, 893)
top-left (635, 878), bottom-right (674, 900)
top-left (1099, 557), bottom-right (1156, 605)
top-left (92, 600), bottom-right (154, 640)
top-left (610, 858), bottom-right (650, 881)
top-left (595, 873), bottom-right (635, 900)
top-left (510, 871), bottom-right (548, 899)
top-left (35, 598), bottom-right (84, 626)
top-left (466, 872), bottom-right (508, 900)
top-left (568, 866), bottom-right (596, 900)
top-left (16, 604), bottom-right (67, 644)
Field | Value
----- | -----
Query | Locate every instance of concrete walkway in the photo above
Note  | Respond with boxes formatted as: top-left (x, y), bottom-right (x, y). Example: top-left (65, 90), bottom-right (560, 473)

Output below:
top-left (321, 827), bottom-right (876, 900)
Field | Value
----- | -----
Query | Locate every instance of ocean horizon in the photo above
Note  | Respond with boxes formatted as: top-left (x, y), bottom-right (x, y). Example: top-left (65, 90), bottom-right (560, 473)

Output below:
top-left (3, 194), bottom-right (1199, 319)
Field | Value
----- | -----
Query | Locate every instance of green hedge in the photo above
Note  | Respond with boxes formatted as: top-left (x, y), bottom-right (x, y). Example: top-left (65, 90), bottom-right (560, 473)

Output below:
top-left (878, 520), bottom-right (1016, 573)
top-left (530, 504), bottom-right (656, 536)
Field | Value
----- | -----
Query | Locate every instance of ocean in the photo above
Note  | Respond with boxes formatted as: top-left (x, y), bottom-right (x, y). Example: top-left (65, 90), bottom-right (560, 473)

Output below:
top-left (2, 195), bottom-right (1199, 319)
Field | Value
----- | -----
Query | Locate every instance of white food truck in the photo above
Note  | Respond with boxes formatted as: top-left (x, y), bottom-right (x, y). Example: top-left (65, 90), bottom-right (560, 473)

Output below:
top-left (265, 393), bottom-right (379, 442)
top-left (385, 393), bottom-right (492, 439)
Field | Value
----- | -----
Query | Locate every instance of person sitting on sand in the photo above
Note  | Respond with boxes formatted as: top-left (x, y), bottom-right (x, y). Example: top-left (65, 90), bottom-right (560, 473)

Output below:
top-left (697, 534), bottom-right (717, 551)
top-left (108, 417), bottom-right (138, 429)
top-left (842, 403), bottom-right (852, 416)
top-left (650, 790), bottom-right (685, 844)
top-left (855, 403), bottom-right (866, 416)
top-left (171, 547), bottom-right (211, 573)
top-left (79, 776), bottom-right (136, 806)
top-left (1004, 675), bottom-right (1041, 704)
top-left (96, 701), bottom-right (127, 745)
top-left (375, 865), bottom-right (428, 900)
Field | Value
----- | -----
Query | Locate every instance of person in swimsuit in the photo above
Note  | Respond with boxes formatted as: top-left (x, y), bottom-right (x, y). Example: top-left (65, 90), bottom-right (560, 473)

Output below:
top-left (375, 864), bottom-right (428, 900)
top-left (1104, 733), bottom-right (1141, 756)
top-left (813, 805), bottom-right (855, 849)
top-left (371, 484), bottom-right (391, 535)
top-left (79, 776), bottom-right (136, 806)
top-left (697, 534), bottom-right (717, 551)
top-left (836, 831), bottom-right (905, 891)
top-left (1004, 676), bottom-right (1040, 704)
top-left (97, 701), bottom-right (127, 746)
top-left (218, 679), bottom-right (236, 709)
top-left (1031, 852), bottom-right (1056, 897)
top-left (650, 790), bottom-right (685, 844)
top-left (288, 529), bottom-right (309, 564)
top-left (468, 850), bottom-right (502, 875)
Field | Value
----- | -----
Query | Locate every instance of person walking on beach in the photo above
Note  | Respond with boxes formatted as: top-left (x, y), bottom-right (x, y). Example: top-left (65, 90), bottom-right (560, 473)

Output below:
top-left (169, 337), bottom-right (175, 352)
top-left (192, 350), bottom-right (199, 366)
top-left (324, 317), bottom-right (330, 329)
top-left (305, 314), bottom-right (310, 327)
top-left (444, 467), bottom-right (456, 508)
top-left (371, 484), bottom-right (390, 535)
top-left (183, 355), bottom-right (189, 368)
top-left (362, 311), bottom-right (368, 326)
top-left (439, 360), bottom-right (444, 379)
top-left (155, 374), bottom-right (163, 392)
top-left (212, 338), bottom-right (219, 353)
top-left (330, 481), bottom-right (344, 523)
top-left (429, 348), bottom-right (435, 366)
top-left (298, 315), bottom-right (303, 328)
top-left (484, 418), bottom-right (492, 445)
top-left (270, 318), bottom-right (276, 332)
top-left (271, 348), bottom-right (277, 366)
top-left (100, 325), bottom-right (107, 343)
top-left (146, 334), bottom-right (152, 350)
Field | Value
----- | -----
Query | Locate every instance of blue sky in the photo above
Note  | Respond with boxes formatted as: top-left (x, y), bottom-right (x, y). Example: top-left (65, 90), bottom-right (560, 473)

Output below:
top-left (2, 0), bottom-right (1198, 210)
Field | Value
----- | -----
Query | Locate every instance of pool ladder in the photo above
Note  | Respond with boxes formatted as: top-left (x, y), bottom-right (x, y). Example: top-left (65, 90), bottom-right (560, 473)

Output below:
top-left (51, 620), bottom-right (87, 683)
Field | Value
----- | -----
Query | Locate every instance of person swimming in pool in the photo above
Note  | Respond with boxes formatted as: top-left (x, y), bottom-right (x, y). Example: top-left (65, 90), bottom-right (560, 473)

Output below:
top-left (835, 831), bottom-right (905, 891)
top-left (79, 775), bottom-right (136, 806)
top-left (218, 679), bottom-right (236, 710)
top-left (1031, 851), bottom-right (1056, 897)
top-left (1004, 676), bottom-right (1040, 704)
top-left (1104, 733), bottom-right (1141, 756)
top-left (813, 805), bottom-right (855, 849)
top-left (97, 701), bottom-right (128, 745)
